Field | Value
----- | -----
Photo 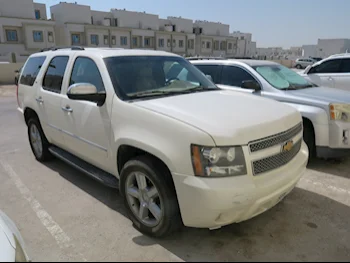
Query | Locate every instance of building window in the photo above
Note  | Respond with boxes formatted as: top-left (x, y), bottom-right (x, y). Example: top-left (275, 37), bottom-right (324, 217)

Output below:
top-left (91, 16), bottom-right (94, 24)
top-left (158, 38), bottom-right (164, 47)
top-left (220, 41), bottom-right (226, 50)
top-left (48, 32), bottom-right (54, 43)
top-left (33, 31), bottom-right (43, 42)
top-left (6, 30), bottom-right (18, 42)
top-left (202, 41), bottom-right (205, 48)
top-left (132, 37), bottom-right (138, 47)
top-left (104, 35), bottom-right (109, 45)
top-left (240, 36), bottom-right (244, 40)
top-left (187, 39), bottom-right (194, 49)
top-left (228, 43), bottom-right (233, 50)
top-left (179, 40), bottom-right (184, 48)
top-left (214, 40), bottom-right (219, 50)
top-left (172, 39), bottom-right (176, 47)
top-left (206, 41), bottom-right (211, 49)
top-left (35, 10), bottom-right (41, 19)
top-left (144, 37), bottom-right (153, 47)
top-left (91, 35), bottom-right (99, 45)
top-left (121, 36), bottom-right (128, 46)
top-left (114, 19), bottom-right (118, 26)
top-left (71, 34), bottom-right (81, 45)
top-left (111, 36), bottom-right (116, 45)
top-left (167, 39), bottom-right (171, 47)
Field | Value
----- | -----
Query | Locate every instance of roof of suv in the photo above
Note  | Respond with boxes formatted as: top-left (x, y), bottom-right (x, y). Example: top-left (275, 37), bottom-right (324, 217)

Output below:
top-left (190, 59), bottom-right (278, 67)
top-left (31, 47), bottom-right (180, 58)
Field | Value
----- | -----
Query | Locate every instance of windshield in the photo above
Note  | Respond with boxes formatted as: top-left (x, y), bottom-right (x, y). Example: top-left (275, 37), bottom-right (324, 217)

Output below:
top-left (104, 56), bottom-right (218, 100)
top-left (252, 64), bottom-right (317, 90)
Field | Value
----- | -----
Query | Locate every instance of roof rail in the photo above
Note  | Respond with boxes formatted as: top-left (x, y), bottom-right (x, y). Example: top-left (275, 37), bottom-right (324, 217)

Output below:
top-left (186, 57), bottom-right (227, 61)
top-left (40, 46), bottom-right (85, 52)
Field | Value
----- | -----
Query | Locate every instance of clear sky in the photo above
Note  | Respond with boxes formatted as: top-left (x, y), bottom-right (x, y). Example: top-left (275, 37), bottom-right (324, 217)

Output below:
top-left (36, 0), bottom-right (350, 48)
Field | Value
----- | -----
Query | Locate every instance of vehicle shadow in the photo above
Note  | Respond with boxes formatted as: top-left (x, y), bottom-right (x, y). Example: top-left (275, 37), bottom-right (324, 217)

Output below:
top-left (132, 187), bottom-right (350, 261)
top-left (43, 159), bottom-right (128, 218)
top-left (307, 157), bottom-right (350, 179)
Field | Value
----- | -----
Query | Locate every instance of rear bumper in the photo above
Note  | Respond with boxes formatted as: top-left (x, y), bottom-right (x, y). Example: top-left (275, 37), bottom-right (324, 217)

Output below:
top-left (172, 142), bottom-right (308, 229)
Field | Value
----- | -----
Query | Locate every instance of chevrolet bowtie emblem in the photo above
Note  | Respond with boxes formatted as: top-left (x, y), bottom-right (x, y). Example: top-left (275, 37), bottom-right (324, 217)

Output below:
top-left (282, 140), bottom-right (294, 152)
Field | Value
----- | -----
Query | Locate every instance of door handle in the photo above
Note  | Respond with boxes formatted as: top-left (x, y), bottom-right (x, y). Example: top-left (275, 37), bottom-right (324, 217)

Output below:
top-left (61, 106), bottom-right (73, 113)
top-left (328, 77), bottom-right (333, 81)
top-left (35, 97), bottom-right (44, 103)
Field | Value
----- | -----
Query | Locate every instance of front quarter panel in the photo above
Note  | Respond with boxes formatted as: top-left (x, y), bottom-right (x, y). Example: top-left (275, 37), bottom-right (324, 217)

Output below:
top-left (111, 98), bottom-right (216, 177)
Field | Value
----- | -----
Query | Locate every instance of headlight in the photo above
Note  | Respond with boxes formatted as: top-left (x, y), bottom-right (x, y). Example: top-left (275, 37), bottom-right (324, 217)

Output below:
top-left (191, 145), bottom-right (247, 177)
top-left (330, 103), bottom-right (350, 122)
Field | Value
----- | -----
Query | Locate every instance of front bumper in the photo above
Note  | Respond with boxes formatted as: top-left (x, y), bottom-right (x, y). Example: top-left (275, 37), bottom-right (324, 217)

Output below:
top-left (317, 121), bottom-right (350, 158)
top-left (172, 142), bottom-right (308, 229)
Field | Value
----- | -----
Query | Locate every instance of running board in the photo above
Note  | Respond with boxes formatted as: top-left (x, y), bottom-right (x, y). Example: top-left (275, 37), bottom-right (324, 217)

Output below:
top-left (48, 146), bottom-right (119, 189)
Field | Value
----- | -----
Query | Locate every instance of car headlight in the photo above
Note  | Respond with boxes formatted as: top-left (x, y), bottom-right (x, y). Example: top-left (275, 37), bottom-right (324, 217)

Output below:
top-left (14, 235), bottom-right (29, 262)
top-left (330, 103), bottom-right (350, 122)
top-left (191, 145), bottom-right (247, 177)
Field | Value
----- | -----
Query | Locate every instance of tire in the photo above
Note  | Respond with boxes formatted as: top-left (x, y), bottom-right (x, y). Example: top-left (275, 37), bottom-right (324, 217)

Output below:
top-left (27, 118), bottom-right (53, 162)
top-left (120, 155), bottom-right (181, 238)
top-left (303, 120), bottom-right (315, 160)
top-left (296, 64), bottom-right (302, 69)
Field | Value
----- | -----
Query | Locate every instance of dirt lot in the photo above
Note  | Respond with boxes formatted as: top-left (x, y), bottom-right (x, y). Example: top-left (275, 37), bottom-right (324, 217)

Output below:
top-left (0, 85), bottom-right (349, 261)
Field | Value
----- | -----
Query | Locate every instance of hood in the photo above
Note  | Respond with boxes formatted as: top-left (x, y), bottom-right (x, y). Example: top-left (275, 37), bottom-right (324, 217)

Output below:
top-left (287, 87), bottom-right (350, 104)
top-left (134, 90), bottom-right (301, 145)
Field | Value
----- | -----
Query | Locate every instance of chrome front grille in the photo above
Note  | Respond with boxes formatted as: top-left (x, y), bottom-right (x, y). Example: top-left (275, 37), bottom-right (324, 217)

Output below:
top-left (252, 139), bottom-right (302, 176)
top-left (249, 122), bottom-right (303, 153)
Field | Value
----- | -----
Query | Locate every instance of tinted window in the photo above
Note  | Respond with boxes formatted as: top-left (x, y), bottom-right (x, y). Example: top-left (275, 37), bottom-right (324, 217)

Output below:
top-left (341, 59), bottom-right (350, 73)
top-left (221, 66), bottom-right (256, 87)
top-left (310, 59), bottom-right (342, 74)
top-left (20, 56), bottom-right (46, 86)
top-left (43, 56), bottom-right (69, 93)
top-left (70, 57), bottom-right (105, 92)
top-left (195, 65), bottom-right (221, 83)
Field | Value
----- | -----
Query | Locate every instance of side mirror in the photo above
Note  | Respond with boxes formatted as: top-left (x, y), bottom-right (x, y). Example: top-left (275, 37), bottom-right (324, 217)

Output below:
top-left (67, 83), bottom-right (106, 107)
top-left (241, 80), bottom-right (261, 91)
top-left (205, 74), bottom-right (214, 82)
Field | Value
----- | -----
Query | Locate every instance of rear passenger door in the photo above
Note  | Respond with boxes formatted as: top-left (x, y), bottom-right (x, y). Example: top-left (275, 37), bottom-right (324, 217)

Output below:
top-left (36, 56), bottom-right (70, 148)
top-left (60, 56), bottom-right (112, 171)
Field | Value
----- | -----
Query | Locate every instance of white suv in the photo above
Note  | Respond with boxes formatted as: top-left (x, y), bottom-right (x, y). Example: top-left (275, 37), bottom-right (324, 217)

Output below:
top-left (17, 47), bottom-right (308, 237)
top-left (295, 58), bottom-right (316, 69)
top-left (301, 53), bottom-right (350, 91)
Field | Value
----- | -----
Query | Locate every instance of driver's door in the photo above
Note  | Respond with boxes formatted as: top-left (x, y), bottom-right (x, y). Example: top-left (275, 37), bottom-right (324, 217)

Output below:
top-left (60, 56), bottom-right (113, 172)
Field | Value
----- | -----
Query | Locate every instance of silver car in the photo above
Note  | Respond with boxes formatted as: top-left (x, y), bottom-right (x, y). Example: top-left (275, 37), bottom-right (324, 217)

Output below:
top-left (295, 58), bottom-right (315, 69)
top-left (191, 58), bottom-right (350, 160)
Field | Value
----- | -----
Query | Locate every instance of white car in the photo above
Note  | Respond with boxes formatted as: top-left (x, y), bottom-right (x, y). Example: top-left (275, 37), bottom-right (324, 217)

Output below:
top-left (301, 53), bottom-right (350, 91)
top-left (294, 58), bottom-right (315, 69)
top-left (0, 211), bottom-right (30, 262)
top-left (17, 47), bottom-right (308, 237)
top-left (191, 58), bottom-right (350, 160)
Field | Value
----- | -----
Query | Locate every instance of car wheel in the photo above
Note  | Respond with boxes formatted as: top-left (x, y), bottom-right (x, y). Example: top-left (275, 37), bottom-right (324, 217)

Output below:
top-left (296, 64), bottom-right (302, 69)
top-left (28, 118), bottom-right (52, 162)
top-left (303, 120), bottom-right (315, 160)
top-left (120, 155), bottom-right (182, 238)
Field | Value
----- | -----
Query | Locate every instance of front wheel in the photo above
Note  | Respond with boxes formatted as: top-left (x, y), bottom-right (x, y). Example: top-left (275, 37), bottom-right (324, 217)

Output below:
top-left (303, 120), bottom-right (315, 160)
top-left (296, 64), bottom-right (302, 69)
top-left (120, 156), bottom-right (181, 237)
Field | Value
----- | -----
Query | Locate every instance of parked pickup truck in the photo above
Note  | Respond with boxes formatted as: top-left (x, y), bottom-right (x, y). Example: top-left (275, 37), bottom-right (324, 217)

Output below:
top-left (17, 47), bottom-right (308, 237)
top-left (190, 58), bottom-right (350, 159)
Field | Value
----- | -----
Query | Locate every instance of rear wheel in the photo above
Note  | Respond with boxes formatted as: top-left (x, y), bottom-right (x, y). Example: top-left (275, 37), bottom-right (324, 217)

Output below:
top-left (28, 118), bottom-right (52, 162)
top-left (120, 155), bottom-right (181, 238)
top-left (296, 64), bottom-right (302, 69)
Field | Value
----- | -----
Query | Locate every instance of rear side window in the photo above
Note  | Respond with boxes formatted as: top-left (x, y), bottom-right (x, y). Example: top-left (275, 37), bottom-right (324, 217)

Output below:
top-left (19, 56), bottom-right (46, 86)
top-left (195, 64), bottom-right (221, 83)
top-left (309, 59), bottom-right (342, 74)
top-left (43, 56), bottom-right (69, 93)
top-left (340, 59), bottom-right (350, 73)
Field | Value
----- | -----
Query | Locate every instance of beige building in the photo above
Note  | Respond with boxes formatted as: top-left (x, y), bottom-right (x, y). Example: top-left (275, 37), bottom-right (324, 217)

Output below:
top-left (0, 0), bottom-right (55, 62)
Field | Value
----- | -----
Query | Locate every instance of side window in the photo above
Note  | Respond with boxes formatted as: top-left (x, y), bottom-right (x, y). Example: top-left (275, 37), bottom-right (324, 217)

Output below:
top-left (70, 57), bottom-right (105, 92)
top-left (43, 56), bottom-right (69, 93)
top-left (340, 59), bottom-right (350, 73)
top-left (221, 66), bottom-right (256, 87)
top-left (310, 59), bottom-right (342, 74)
top-left (195, 65), bottom-right (221, 83)
top-left (20, 56), bottom-right (46, 86)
